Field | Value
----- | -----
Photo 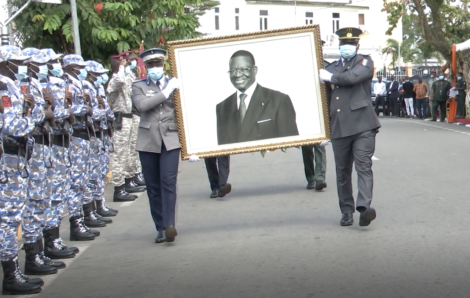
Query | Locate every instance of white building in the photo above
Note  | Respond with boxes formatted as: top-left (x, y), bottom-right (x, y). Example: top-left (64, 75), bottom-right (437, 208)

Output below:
top-left (197, 0), bottom-right (402, 73)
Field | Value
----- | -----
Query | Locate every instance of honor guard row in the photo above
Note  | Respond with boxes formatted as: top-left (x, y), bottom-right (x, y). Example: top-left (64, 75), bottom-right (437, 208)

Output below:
top-left (0, 45), bottom-right (146, 295)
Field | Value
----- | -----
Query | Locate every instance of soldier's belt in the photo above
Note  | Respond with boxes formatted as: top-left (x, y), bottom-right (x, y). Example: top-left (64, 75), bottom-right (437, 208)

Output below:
top-left (52, 134), bottom-right (69, 148)
top-left (72, 129), bottom-right (90, 141)
top-left (114, 112), bottom-right (133, 119)
top-left (3, 142), bottom-right (31, 160)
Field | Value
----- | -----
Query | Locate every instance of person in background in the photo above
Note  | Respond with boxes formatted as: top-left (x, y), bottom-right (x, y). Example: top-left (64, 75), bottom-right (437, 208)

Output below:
top-left (204, 156), bottom-right (231, 199)
top-left (431, 73), bottom-right (451, 122)
top-left (374, 76), bottom-right (387, 116)
top-left (402, 76), bottom-right (415, 118)
top-left (455, 72), bottom-right (467, 119)
top-left (386, 76), bottom-right (400, 116)
top-left (413, 77), bottom-right (428, 119)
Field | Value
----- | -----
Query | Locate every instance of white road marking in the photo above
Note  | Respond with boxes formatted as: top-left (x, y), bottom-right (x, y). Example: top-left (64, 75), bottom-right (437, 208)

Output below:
top-left (372, 156), bottom-right (379, 161)
top-left (412, 121), bottom-right (470, 136)
top-left (16, 244), bottom-right (91, 298)
top-left (120, 201), bottom-right (134, 207)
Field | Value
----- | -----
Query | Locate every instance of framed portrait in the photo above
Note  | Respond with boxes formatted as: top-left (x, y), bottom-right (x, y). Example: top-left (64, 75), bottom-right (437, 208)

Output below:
top-left (167, 24), bottom-right (330, 160)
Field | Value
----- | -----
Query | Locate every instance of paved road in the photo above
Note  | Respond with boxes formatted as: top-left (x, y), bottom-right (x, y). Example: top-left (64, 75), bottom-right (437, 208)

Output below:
top-left (12, 118), bottom-right (470, 298)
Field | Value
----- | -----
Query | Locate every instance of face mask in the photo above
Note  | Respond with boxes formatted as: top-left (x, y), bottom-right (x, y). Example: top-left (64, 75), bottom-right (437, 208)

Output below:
top-left (147, 67), bottom-right (164, 81)
top-left (50, 63), bottom-right (63, 77)
top-left (339, 44), bottom-right (357, 60)
top-left (101, 74), bottom-right (109, 84)
top-left (37, 65), bottom-right (49, 79)
top-left (94, 76), bottom-right (103, 87)
top-left (77, 69), bottom-right (88, 81)
top-left (15, 65), bottom-right (28, 81)
top-left (129, 60), bottom-right (137, 70)
top-left (439, 76), bottom-right (444, 80)
top-left (458, 76), bottom-right (462, 80)
top-left (125, 66), bottom-right (131, 75)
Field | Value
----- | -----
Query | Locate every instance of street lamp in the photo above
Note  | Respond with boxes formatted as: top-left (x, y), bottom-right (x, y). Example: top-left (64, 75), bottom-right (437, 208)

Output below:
top-left (1, 0), bottom-right (62, 46)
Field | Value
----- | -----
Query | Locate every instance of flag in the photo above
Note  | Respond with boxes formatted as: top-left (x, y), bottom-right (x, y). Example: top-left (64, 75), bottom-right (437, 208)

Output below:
top-left (137, 40), bottom-right (147, 79)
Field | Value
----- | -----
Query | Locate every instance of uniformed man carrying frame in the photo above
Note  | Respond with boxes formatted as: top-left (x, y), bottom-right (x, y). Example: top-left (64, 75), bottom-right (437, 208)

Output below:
top-left (131, 48), bottom-right (180, 243)
top-left (319, 27), bottom-right (381, 227)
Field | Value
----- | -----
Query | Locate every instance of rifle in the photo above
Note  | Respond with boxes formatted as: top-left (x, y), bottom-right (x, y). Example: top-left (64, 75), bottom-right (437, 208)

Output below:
top-left (83, 84), bottom-right (99, 154)
top-left (41, 77), bottom-right (56, 168)
top-left (18, 77), bottom-right (33, 178)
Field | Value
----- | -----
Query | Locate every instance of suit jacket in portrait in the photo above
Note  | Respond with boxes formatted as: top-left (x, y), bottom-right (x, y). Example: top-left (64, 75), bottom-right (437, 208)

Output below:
top-left (131, 77), bottom-right (181, 154)
top-left (325, 54), bottom-right (381, 140)
top-left (216, 84), bottom-right (299, 145)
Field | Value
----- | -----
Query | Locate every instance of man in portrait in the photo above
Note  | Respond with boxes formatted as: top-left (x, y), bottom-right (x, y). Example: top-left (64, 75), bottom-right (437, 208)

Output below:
top-left (216, 50), bottom-right (299, 145)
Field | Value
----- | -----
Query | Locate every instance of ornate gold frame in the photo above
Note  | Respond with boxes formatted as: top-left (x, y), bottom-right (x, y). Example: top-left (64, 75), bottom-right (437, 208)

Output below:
top-left (167, 24), bottom-right (330, 160)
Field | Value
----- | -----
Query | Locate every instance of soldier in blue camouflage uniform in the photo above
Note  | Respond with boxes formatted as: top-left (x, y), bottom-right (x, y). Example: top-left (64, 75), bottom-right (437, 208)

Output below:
top-left (63, 55), bottom-right (99, 241)
top-left (40, 49), bottom-right (79, 258)
top-left (82, 63), bottom-right (111, 227)
top-left (85, 61), bottom-right (118, 217)
top-left (19, 47), bottom-right (61, 276)
top-left (0, 45), bottom-right (44, 295)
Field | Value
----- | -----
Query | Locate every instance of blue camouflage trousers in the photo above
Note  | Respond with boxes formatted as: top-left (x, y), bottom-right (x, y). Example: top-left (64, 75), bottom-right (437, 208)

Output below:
top-left (22, 143), bottom-right (49, 244)
top-left (0, 154), bottom-right (28, 261)
top-left (94, 134), bottom-right (112, 202)
top-left (44, 144), bottom-right (70, 230)
top-left (66, 136), bottom-right (91, 218)
top-left (87, 137), bottom-right (102, 205)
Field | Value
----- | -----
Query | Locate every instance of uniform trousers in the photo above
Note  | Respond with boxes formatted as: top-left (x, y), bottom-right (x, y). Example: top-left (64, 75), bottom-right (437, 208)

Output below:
top-left (204, 156), bottom-right (230, 191)
top-left (44, 144), bottom-right (69, 230)
top-left (129, 115), bottom-right (141, 175)
top-left (331, 130), bottom-right (376, 214)
top-left (301, 144), bottom-right (326, 183)
top-left (139, 143), bottom-right (180, 231)
top-left (22, 143), bottom-right (48, 244)
top-left (0, 154), bottom-right (27, 261)
top-left (66, 136), bottom-right (91, 218)
top-left (456, 95), bottom-right (466, 117)
top-left (111, 117), bottom-right (133, 186)
top-left (431, 100), bottom-right (447, 121)
top-left (94, 133), bottom-right (112, 202)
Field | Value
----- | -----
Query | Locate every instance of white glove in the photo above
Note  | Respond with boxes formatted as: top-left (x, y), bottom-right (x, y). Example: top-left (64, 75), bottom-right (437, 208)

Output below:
top-left (320, 140), bottom-right (330, 147)
top-left (189, 155), bottom-right (199, 162)
top-left (161, 78), bottom-right (180, 99)
top-left (319, 69), bottom-right (333, 82)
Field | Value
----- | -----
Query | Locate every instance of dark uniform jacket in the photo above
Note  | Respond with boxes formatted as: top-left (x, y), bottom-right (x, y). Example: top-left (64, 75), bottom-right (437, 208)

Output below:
top-left (325, 54), bottom-right (381, 140)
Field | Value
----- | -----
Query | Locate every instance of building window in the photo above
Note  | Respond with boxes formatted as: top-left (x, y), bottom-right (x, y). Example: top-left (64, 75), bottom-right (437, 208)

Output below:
top-left (260, 10), bottom-right (268, 30)
top-left (215, 15), bottom-right (219, 30)
top-left (215, 7), bottom-right (219, 13)
top-left (235, 8), bottom-right (239, 13)
top-left (359, 13), bottom-right (365, 25)
top-left (235, 16), bottom-right (239, 30)
top-left (305, 12), bottom-right (313, 25)
top-left (184, 7), bottom-right (190, 14)
top-left (332, 13), bottom-right (340, 33)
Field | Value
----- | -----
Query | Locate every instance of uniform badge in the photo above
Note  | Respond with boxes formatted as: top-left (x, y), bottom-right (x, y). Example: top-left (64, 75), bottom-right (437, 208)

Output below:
top-left (361, 59), bottom-right (369, 67)
top-left (19, 82), bottom-right (28, 95)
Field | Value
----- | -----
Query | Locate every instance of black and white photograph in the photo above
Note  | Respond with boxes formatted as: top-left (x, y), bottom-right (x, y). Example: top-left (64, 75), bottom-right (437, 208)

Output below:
top-left (168, 25), bottom-right (329, 159)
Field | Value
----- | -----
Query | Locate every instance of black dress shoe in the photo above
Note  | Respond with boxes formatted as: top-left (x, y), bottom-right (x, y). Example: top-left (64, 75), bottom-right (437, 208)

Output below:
top-left (340, 213), bottom-right (354, 226)
top-left (359, 207), bottom-right (376, 227)
top-left (218, 183), bottom-right (231, 197)
top-left (210, 190), bottom-right (218, 198)
top-left (165, 225), bottom-right (177, 243)
top-left (155, 231), bottom-right (165, 243)
top-left (314, 181), bottom-right (327, 191)
top-left (306, 181), bottom-right (315, 189)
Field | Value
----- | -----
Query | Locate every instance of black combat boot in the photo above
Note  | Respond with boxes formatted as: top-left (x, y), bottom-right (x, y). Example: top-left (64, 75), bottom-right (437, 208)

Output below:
top-left (124, 177), bottom-right (146, 193)
top-left (36, 237), bottom-right (66, 269)
top-left (104, 201), bottom-right (119, 214)
top-left (45, 227), bottom-right (79, 254)
top-left (69, 216), bottom-right (96, 241)
top-left (83, 202), bottom-right (106, 227)
top-left (113, 184), bottom-right (136, 202)
top-left (2, 257), bottom-right (42, 295)
top-left (95, 200), bottom-right (117, 217)
top-left (134, 172), bottom-right (146, 186)
top-left (43, 228), bottom-right (75, 259)
top-left (82, 222), bottom-right (101, 237)
top-left (92, 201), bottom-right (112, 223)
top-left (13, 257), bottom-right (44, 286)
top-left (24, 242), bottom-right (58, 275)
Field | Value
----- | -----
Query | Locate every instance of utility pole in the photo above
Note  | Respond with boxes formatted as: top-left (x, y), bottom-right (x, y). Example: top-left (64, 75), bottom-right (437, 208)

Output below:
top-left (69, 0), bottom-right (81, 55)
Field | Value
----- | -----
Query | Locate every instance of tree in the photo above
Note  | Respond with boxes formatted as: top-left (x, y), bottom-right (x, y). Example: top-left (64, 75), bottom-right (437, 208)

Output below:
top-left (382, 0), bottom-right (470, 75)
top-left (9, 0), bottom-right (219, 63)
